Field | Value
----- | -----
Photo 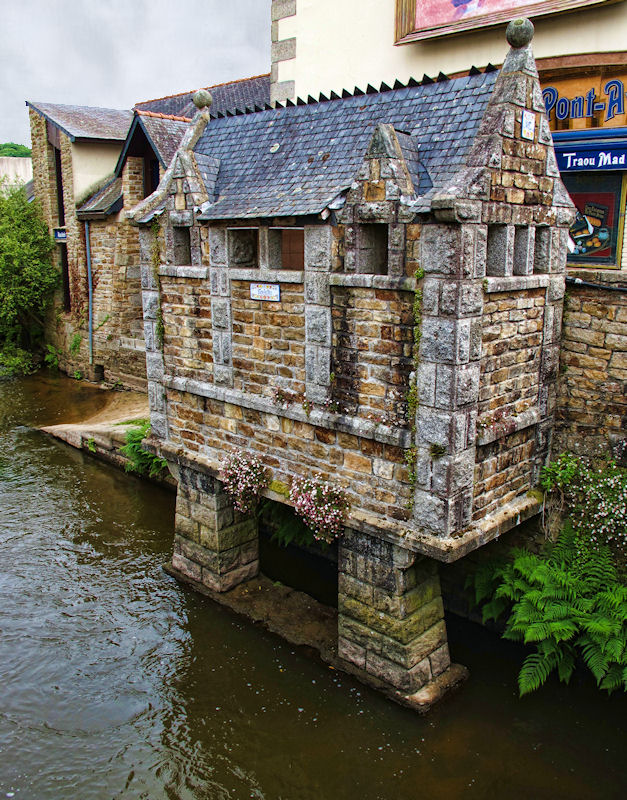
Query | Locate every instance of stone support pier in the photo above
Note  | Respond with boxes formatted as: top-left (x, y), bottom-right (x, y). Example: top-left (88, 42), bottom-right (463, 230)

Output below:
top-left (338, 530), bottom-right (452, 695)
top-left (171, 462), bottom-right (259, 592)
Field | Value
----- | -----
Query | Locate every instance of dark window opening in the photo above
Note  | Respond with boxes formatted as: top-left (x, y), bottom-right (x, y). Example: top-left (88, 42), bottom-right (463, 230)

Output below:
top-left (60, 244), bottom-right (70, 311)
top-left (54, 147), bottom-right (65, 227)
top-left (357, 224), bottom-right (388, 274)
top-left (173, 226), bottom-right (191, 266)
top-left (281, 229), bottom-right (305, 269)
top-left (228, 228), bottom-right (258, 268)
top-left (144, 158), bottom-right (160, 198)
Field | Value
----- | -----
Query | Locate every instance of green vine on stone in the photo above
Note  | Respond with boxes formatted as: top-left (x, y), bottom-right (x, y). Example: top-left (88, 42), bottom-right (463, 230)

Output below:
top-left (150, 218), bottom-right (165, 349)
top-left (404, 268), bottom-right (424, 509)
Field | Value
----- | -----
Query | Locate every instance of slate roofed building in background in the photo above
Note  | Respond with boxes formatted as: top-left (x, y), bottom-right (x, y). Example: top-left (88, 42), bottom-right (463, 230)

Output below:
top-left (134, 74), bottom-right (271, 121)
top-left (25, 101), bottom-right (133, 143)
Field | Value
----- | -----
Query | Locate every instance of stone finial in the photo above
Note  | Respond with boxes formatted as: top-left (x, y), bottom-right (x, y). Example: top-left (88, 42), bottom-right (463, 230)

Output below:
top-left (193, 89), bottom-right (213, 110)
top-left (506, 17), bottom-right (534, 48)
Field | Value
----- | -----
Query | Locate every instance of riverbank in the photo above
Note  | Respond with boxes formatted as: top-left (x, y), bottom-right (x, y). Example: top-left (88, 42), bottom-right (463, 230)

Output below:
top-left (40, 388), bottom-right (175, 489)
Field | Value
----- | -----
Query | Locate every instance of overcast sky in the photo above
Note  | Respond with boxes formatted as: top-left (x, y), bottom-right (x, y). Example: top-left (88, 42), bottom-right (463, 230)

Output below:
top-left (1, 0), bottom-right (272, 145)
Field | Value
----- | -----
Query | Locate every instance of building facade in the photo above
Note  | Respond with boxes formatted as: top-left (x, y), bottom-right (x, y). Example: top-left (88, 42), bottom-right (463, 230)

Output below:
top-left (27, 77), bottom-right (271, 387)
top-left (127, 25), bottom-right (575, 705)
top-left (271, 0), bottom-right (627, 460)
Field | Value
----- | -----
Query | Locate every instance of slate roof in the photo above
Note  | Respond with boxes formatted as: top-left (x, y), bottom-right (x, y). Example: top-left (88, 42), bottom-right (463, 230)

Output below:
top-left (134, 74), bottom-right (271, 120)
top-left (195, 72), bottom-right (497, 221)
top-left (134, 112), bottom-right (190, 167)
top-left (77, 177), bottom-right (123, 219)
top-left (26, 102), bottom-right (132, 142)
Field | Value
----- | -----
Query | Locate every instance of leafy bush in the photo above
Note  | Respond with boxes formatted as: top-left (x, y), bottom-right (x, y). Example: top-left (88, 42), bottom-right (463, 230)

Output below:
top-left (471, 527), bottom-right (627, 696)
top-left (0, 345), bottom-right (36, 378)
top-left (119, 421), bottom-right (168, 479)
top-left (0, 179), bottom-right (56, 369)
top-left (290, 475), bottom-right (349, 544)
top-left (542, 454), bottom-right (627, 568)
top-left (220, 451), bottom-right (269, 514)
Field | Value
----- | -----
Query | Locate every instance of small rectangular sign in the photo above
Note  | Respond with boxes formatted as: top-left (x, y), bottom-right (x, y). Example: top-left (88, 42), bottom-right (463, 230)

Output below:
top-left (250, 283), bottom-right (280, 302)
top-left (54, 228), bottom-right (67, 242)
top-left (521, 110), bottom-right (536, 141)
top-left (557, 146), bottom-right (627, 172)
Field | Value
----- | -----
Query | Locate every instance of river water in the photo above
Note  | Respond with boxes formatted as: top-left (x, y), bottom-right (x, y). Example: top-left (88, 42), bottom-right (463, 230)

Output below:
top-left (0, 373), bottom-right (625, 800)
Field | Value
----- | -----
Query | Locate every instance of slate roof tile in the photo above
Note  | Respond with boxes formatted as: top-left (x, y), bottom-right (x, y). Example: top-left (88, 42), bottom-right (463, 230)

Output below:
top-left (135, 75), bottom-right (270, 119)
top-left (25, 102), bottom-right (132, 142)
top-left (195, 71), bottom-right (497, 220)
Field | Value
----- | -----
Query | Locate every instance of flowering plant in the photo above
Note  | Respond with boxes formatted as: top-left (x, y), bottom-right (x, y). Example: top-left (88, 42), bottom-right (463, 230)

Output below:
top-left (220, 451), bottom-right (269, 515)
top-left (290, 475), bottom-right (349, 544)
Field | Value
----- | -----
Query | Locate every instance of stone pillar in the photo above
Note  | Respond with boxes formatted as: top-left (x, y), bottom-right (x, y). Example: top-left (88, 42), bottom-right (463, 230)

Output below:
top-left (304, 225), bottom-right (333, 403)
top-left (208, 226), bottom-right (234, 388)
top-left (338, 529), bottom-right (451, 695)
top-left (171, 462), bottom-right (259, 592)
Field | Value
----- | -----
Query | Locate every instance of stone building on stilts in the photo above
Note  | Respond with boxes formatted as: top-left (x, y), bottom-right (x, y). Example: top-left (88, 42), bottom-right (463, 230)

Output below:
top-left (127, 21), bottom-right (575, 708)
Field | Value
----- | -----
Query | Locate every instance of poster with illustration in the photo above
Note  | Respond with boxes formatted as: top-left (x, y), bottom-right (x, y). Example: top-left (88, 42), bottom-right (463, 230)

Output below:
top-left (396, 0), bottom-right (619, 41)
top-left (416, 0), bottom-right (521, 28)
top-left (563, 172), bottom-right (626, 268)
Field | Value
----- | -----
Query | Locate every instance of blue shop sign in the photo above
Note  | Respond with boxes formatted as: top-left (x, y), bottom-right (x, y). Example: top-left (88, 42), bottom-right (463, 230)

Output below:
top-left (54, 228), bottom-right (67, 241)
top-left (556, 144), bottom-right (627, 172)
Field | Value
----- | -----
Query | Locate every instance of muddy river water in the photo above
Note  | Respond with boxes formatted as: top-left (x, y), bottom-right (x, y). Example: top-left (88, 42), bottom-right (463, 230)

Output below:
top-left (0, 373), bottom-right (625, 799)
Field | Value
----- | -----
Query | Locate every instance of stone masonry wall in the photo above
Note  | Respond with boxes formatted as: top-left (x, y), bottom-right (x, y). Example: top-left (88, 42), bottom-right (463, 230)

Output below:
top-left (165, 387), bottom-right (413, 521)
top-left (30, 112), bottom-right (146, 388)
top-left (331, 286), bottom-right (413, 423)
top-left (555, 270), bottom-right (627, 459)
top-left (161, 276), bottom-right (213, 383)
top-left (231, 280), bottom-right (306, 399)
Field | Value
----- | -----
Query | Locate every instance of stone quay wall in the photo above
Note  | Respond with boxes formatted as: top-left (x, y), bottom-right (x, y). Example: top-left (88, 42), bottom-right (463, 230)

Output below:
top-left (555, 270), bottom-right (627, 460)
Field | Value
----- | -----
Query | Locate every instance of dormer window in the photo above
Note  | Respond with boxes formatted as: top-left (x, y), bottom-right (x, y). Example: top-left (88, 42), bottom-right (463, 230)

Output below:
top-left (357, 224), bottom-right (388, 274)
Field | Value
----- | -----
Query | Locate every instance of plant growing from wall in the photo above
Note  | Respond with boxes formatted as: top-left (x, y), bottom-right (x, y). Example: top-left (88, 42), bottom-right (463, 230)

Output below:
top-left (290, 474), bottom-right (349, 545)
top-left (261, 501), bottom-right (319, 549)
top-left (404, 268), bottom-right (424, 508)
top-left (119, 420), bottom-right (168, 478)
top-left (541, 454), bottom-right (627, 567)
top-left (69, 332), bottom-right (82, 355)
top-left (150, 219), bottom-right (165, 348)
top-left (0, 179), bottom-right (56, 375)
top-left (220, 450), bottom-right (269, 515)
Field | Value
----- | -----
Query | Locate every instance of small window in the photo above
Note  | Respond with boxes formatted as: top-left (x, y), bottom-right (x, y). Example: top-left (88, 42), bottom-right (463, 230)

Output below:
top-left (268, 228), bottom-right (304, 269)
top-left (357, 224), bottom-right (388, 274)
top-left (228, 228), bottom-right (258, 268)
top-left (486, 224), bottom-right (513, 277)
top-left (281, 229), bottom-right (304, 269)
top-left (173, 226), bottom-right (191, 265)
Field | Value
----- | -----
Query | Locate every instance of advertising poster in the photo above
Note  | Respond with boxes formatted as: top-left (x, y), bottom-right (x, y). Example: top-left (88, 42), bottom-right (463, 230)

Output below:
top-left (563, 172), bottom-right (626, 268)
top-left (396, 0), bottom-right (621, 42)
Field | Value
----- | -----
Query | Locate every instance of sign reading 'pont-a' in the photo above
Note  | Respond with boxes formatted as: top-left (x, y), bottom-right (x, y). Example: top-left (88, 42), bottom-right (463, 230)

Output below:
top-left (543, 80), bottom-right (626, 124)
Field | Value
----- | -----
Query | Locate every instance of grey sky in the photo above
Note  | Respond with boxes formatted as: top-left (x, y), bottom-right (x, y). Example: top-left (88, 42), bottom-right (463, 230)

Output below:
top-left (1, 0), bottom-right (272, 145)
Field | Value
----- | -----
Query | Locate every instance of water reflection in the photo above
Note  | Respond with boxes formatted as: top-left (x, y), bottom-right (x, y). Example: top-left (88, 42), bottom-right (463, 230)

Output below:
top-left (0, 374), bottom-right (625, 799)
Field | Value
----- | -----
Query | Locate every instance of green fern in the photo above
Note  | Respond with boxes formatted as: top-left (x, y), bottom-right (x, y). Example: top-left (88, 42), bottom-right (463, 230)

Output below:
top-left (119, 421), bottom-right (168, 479)
top-left (469, 527), bottom-right (627, 696)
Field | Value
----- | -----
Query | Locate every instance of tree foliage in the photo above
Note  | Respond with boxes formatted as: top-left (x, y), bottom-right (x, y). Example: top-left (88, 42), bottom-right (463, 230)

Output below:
top-left (0, 142), bottom-right (32, 157)
top-left (0, 179), bottom-right (56, 373)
